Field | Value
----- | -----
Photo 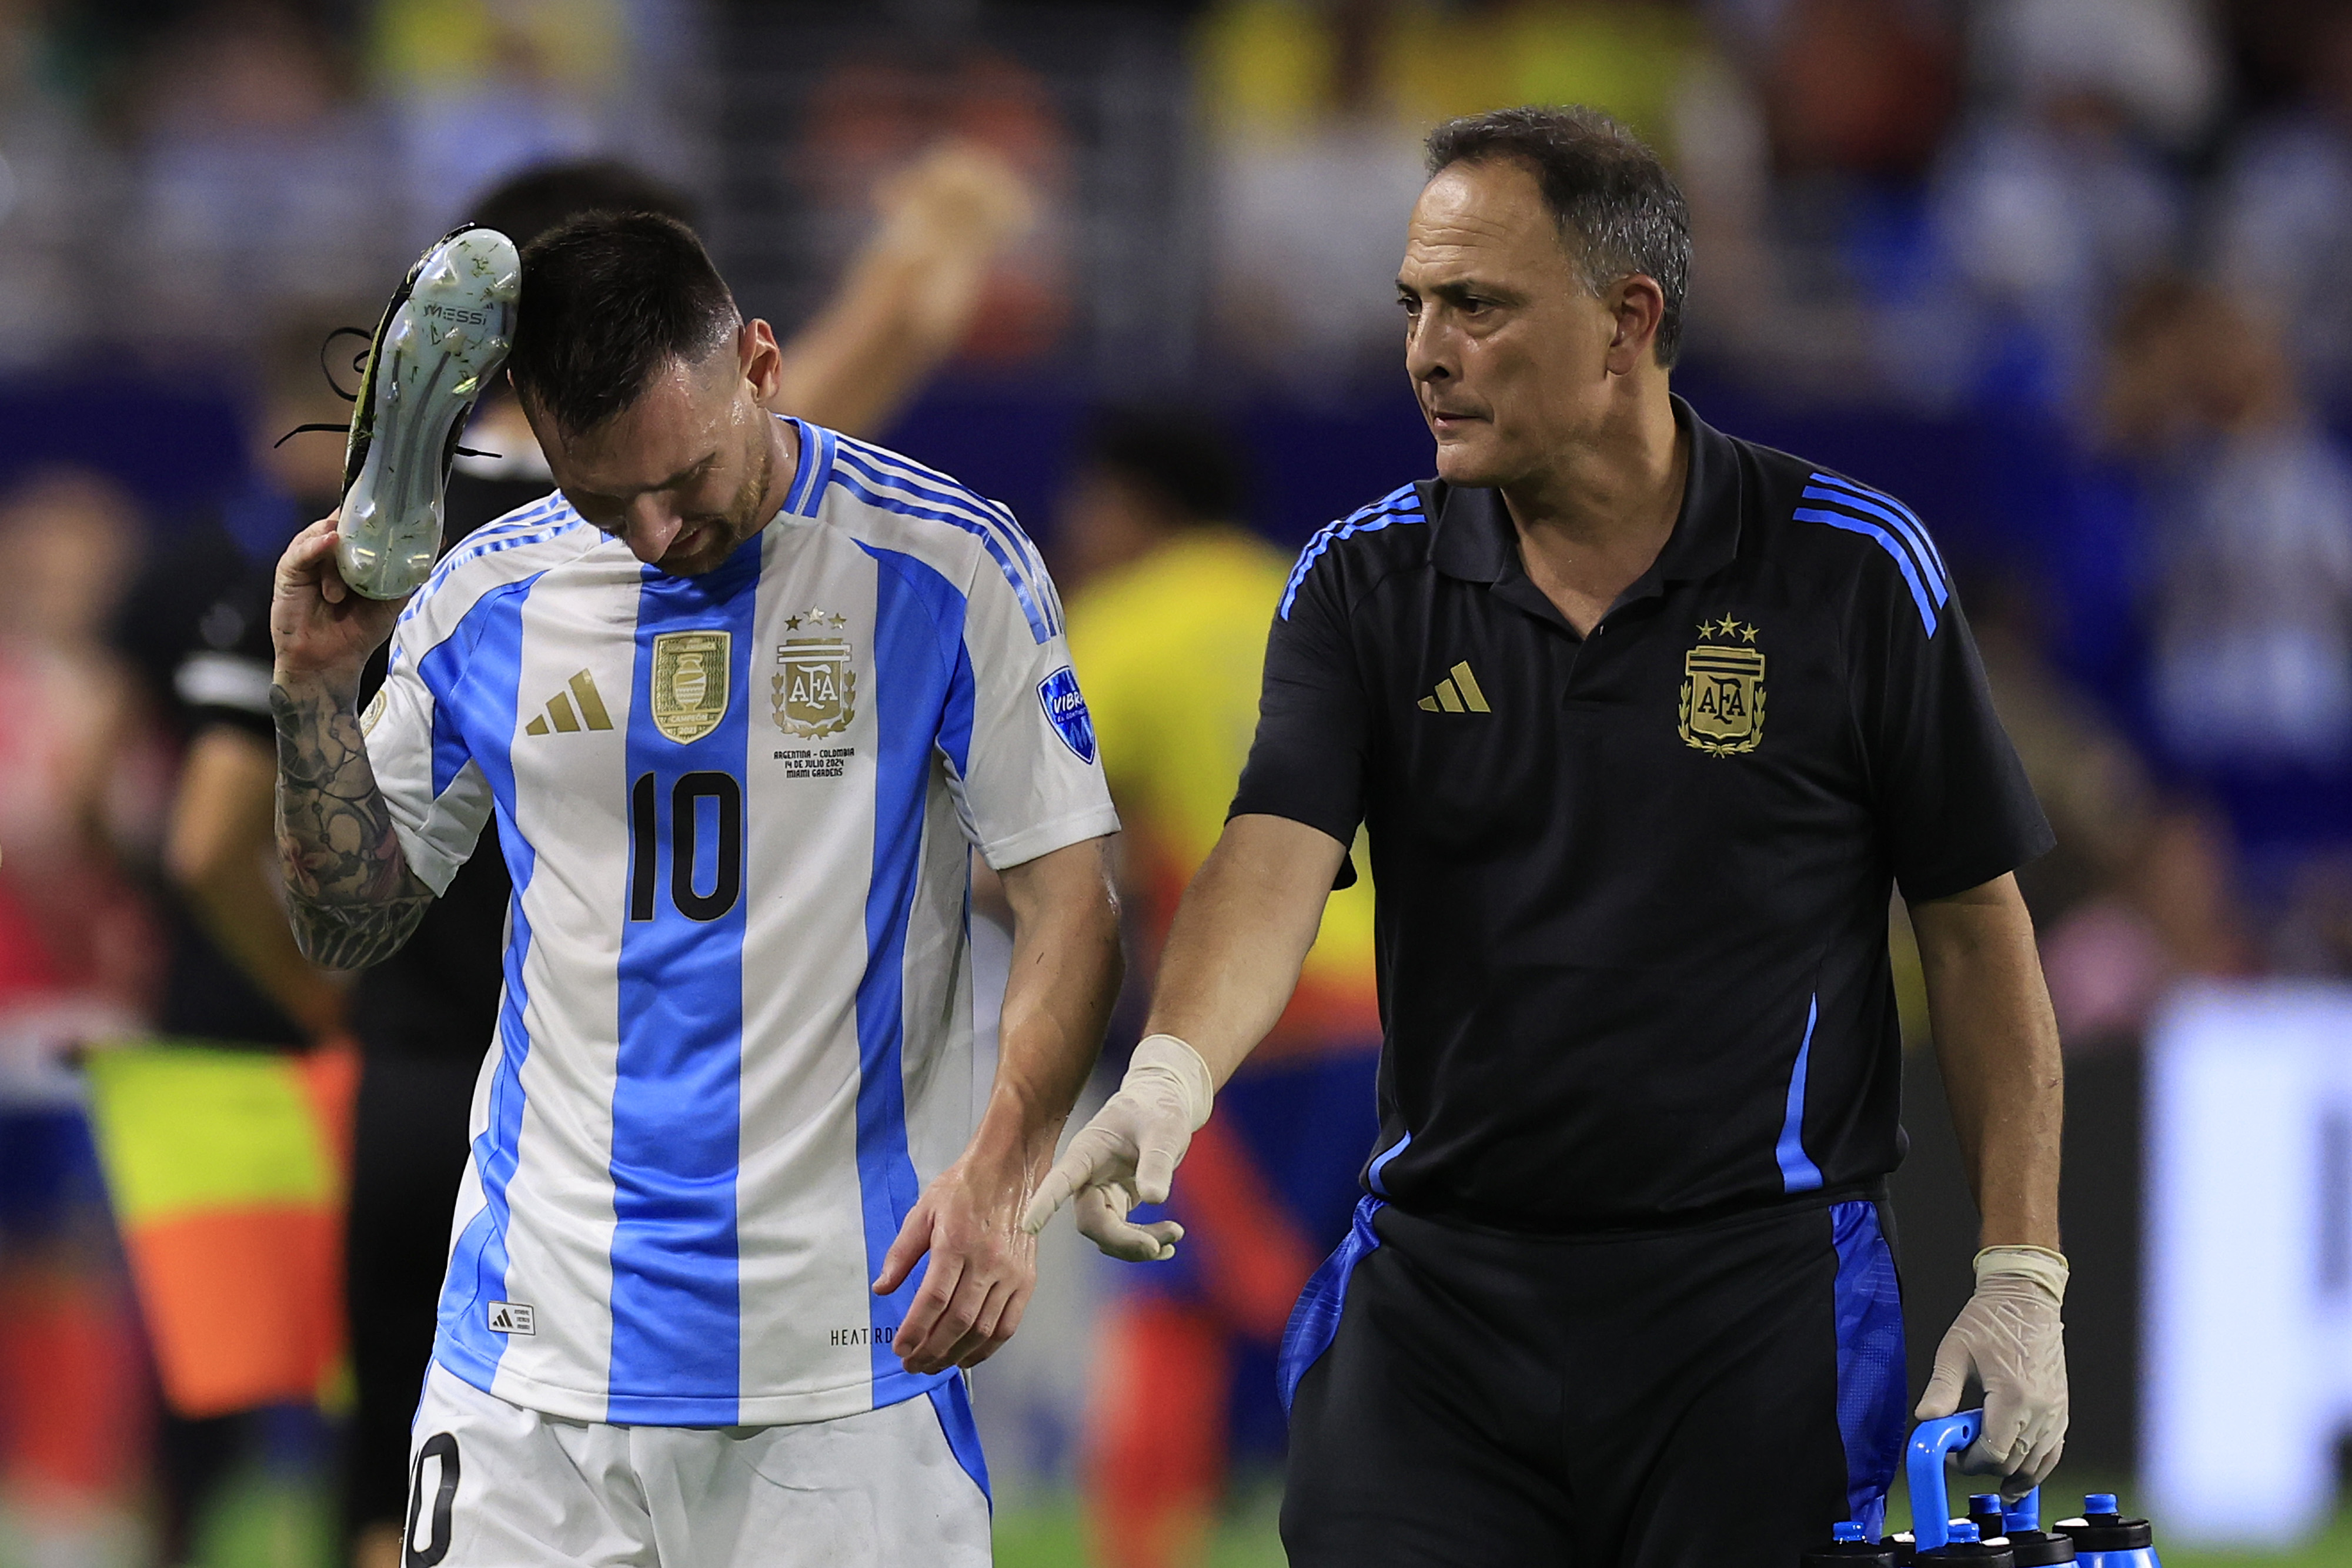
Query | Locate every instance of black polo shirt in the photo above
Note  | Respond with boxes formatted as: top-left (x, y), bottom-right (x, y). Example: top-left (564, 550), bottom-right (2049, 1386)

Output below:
top-left (1231, 396), bottom-right (2052, 1233)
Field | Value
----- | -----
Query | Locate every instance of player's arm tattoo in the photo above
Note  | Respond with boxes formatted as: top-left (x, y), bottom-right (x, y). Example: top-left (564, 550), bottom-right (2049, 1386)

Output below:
top-left (271, 680), bottom-right (436, 969)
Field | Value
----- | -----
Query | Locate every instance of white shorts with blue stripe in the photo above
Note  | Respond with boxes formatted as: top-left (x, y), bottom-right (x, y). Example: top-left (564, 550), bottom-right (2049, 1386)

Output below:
top-left (403, 1361), bottom-right (992, 1566)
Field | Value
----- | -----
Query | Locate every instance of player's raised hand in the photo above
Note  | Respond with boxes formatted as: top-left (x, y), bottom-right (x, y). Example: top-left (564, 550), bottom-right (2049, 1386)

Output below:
top-left (1020, 1034), bottom-right (1214, 1262)
top-left (270, 514), bottom-right (408, 688)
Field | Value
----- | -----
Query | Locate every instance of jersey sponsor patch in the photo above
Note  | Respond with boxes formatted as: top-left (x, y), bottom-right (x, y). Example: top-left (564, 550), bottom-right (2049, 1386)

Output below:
top-left (486, 1300), bottom-right (536, 1335)
top-left (1037, 667), bottom-right (1095, 763)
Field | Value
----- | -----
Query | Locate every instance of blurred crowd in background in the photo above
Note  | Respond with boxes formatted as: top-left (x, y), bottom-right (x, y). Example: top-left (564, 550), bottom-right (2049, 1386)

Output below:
top-left (2, 0), bottom-right (2351, 1565)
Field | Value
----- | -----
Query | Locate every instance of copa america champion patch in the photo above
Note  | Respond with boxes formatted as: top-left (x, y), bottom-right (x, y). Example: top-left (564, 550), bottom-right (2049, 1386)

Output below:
top-left (1037, 666), bottom-right (1097, 763)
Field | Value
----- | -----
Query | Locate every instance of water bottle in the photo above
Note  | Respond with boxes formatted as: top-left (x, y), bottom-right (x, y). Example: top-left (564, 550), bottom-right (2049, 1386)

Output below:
top-left (1915, 1520), bottom-right (2015, 1566)
top-left (1804, 1520), bottom-right (1897, 1567)
top-left (2053, 1495), bottom-right (2160, 1568)
top-left (1972, 1489), bottom-right (2074, 1564)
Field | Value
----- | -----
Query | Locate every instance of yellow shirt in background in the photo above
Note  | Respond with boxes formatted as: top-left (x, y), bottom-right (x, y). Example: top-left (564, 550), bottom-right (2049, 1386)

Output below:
top-left (1065, 528), bottom-right (1379, 1057)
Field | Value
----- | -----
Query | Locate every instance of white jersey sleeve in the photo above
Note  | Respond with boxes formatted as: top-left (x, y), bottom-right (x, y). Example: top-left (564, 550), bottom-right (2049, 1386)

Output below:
top-left (364, 614), bottom-right (495, 896)
top-left (945, 523), bottom-right (1118, 871)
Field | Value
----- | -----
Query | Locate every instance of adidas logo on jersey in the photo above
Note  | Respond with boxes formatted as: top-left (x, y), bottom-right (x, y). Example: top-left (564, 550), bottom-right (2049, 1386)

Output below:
top-left (1417, 661), bottom-right (1491, 713)
top-left (524, 670), bottom-right (613, 735)
top-left (486, 1300), bottom-right (536, 1335)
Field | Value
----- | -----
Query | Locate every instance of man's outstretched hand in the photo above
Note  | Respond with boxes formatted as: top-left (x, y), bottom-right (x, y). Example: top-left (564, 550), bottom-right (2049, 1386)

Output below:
top-left (1020, 1034), bottom-right (1214, 1263)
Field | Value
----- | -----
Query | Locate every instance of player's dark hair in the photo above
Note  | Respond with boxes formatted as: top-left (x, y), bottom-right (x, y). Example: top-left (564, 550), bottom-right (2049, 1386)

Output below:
top-left (509, 212), bottom-right (741, 439)
top-left (1424, 105), bottom-right (1692, 367)
top-left (1080, 404), bottom-right (1249, 524)
top-left (464, 159), bottom-right (699, 250)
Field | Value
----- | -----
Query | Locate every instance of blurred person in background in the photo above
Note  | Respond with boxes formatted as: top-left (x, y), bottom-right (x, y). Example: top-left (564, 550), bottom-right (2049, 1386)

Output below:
top-left (109, 309), bottom-right (359, 1567)
top-left (1057, 407), bottom-right (1379, 1568)
top-left (120, 0), bottom-right (392, 352)
top-left (2100, 275), bottom-right (2352, 863)
top-left (0, 469), bottom-right (158, 1568)
top-left (2214, 4), bottom-right (2352, 414)
top-left (1926, 0), bottom-right (2214, 407)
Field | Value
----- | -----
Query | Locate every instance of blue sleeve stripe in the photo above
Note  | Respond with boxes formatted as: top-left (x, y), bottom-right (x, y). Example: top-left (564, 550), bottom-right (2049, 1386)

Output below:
top-left (1802, 481), bottom-right (1948, 605)
top-left (1278, 486), bottom-right (1425, 620)
top-left (831, 440), bottom-right (1055, 626)
top-left (403, 514), bottom-right (583, 618)
top-left (844, 440), bottom-right (1047, 584)
top-left (1793, 509), bottom-right (1940, 636)
top-left (1807, 472), bottom-right (1950, 584)
top-left (828, 469), bottom-right (1055, 644)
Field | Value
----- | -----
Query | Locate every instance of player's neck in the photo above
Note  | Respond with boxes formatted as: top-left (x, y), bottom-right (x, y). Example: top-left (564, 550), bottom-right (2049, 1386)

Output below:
top-left (756, 412), bottom-right (801, 529)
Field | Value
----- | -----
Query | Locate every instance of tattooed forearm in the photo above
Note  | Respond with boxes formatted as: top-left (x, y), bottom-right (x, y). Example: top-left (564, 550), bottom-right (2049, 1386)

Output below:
top-left (271, 679), bottom-right (435, 969)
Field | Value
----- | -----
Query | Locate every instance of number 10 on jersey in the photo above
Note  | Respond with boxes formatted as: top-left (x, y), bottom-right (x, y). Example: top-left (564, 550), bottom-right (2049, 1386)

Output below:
top-left (628, 771), bottom-right (745, 922)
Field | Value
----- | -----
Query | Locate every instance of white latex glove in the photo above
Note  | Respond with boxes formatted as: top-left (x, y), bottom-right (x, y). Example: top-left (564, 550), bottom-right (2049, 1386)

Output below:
top-left (1916, 1245), bottom-right (2070, 1499)
top-left (1020, 1034), bottom-right (1213, 1262)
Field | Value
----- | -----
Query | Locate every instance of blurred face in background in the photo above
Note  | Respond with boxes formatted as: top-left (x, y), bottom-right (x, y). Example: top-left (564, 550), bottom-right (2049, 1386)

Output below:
top-left (0, 471), bottom-right (138, 648)
top-left (1055, 465), bottom-right (1178, 591)
top-left (1399, 158), bottom-right (1646, 491)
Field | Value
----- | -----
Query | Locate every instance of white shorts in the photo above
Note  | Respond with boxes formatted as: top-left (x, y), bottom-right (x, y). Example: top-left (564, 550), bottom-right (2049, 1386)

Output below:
top-left (402, 1362), bottom-right (993, 1566)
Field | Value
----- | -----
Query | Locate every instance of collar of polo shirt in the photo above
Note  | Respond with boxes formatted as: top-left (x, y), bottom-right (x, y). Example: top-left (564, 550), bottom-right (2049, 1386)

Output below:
top-left (1427, 394), bottom-right (1745, 606)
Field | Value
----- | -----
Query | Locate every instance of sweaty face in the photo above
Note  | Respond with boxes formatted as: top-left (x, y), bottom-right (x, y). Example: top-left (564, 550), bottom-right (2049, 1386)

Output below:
top-left (531, 331), bottom-right (781, 577)
top-left (1398, 159), bottom-right (1621, 490)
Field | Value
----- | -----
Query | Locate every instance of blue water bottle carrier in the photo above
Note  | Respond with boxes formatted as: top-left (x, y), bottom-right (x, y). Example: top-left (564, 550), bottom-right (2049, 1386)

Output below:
top-left (1899, 1411), bottom-right (2160, 1568)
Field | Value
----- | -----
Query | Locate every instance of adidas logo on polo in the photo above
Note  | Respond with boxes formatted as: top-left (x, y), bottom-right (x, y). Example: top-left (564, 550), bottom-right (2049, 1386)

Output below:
top-left (524, 670), bottom-right (613, 735)
top-left (1418, 661), bottom-right (1491, 713)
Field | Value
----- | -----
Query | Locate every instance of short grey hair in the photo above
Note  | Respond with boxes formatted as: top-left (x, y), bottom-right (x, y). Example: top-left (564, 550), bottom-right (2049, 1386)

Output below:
top-left (1424, 105), bottom-right (1692, 366)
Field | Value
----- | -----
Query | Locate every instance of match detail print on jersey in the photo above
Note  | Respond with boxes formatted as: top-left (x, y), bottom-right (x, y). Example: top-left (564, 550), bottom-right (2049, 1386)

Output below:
top-left (1679, 617), bottom-right (1765, 757)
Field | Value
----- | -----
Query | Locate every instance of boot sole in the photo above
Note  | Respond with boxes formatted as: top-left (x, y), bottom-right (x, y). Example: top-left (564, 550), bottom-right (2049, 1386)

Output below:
top-left (336, 229), bottom-right (522, 600)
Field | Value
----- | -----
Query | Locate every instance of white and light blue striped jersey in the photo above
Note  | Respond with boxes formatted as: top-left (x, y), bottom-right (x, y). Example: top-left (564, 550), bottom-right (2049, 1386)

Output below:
top-left (363, 419), bottom-right (1118, 1426)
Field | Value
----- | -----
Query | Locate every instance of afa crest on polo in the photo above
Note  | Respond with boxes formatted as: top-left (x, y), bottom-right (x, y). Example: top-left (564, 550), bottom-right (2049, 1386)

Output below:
top-left (1679, 615), bottom-right (1765, 757)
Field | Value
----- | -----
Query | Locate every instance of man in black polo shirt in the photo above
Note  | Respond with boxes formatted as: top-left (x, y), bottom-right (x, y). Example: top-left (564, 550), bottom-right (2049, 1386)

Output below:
top-left (1027, 106), bottom-right (2067, 1563)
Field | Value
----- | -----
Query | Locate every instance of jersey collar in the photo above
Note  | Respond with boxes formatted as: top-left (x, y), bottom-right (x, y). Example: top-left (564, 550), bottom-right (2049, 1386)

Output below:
top-left (1428, 394), bottom-right (1745, 596)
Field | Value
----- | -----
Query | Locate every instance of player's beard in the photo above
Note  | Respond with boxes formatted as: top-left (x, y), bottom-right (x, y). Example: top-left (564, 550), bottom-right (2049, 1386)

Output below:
top-left (666, 426), bottom-right (777, 575)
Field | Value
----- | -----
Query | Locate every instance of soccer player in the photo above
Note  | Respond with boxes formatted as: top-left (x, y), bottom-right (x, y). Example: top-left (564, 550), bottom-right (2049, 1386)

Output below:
top-left (269, 212), bottom-right (1120, 1565)
top-left (1029, 106), bottom-right (2069, 1563)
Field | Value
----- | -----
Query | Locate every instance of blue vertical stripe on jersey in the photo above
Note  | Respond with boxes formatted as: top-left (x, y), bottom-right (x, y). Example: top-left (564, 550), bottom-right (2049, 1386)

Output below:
top-left (927, 1372), bottom-right (993, 1506)
top-left (1365, 1131), bottom-right (1412, 1197)
top-left (415, 575), bottom-right (544, 1386)
top-left (1776, 994), bottom-right (1825, 1193)
top-left (1277, 1193), bottom-right (1384, 1414)
top-left (856, 547), bottom-right (969, 1408)
top-left (1829, 1199), bottom-right (1906, 1538)
top-left (605, 537), bottom-right (761, 1424)
top-left (1799, 482), bottom-right (1949, 605)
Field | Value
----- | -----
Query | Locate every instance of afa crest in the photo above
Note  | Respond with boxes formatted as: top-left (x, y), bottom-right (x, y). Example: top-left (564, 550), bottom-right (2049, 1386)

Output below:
top-left (1679, 615), bottom-right (1765, 757)
top-left (651, 630), bottom-right (731, 744)
top-left (773, 610), bottom-right (856, 738)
